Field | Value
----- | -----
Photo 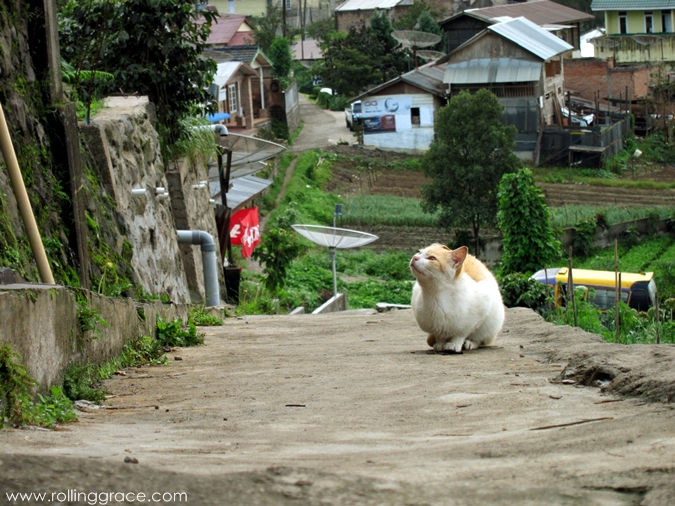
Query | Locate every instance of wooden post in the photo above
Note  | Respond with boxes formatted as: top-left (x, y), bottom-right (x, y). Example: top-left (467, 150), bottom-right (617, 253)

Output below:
top-left (568, 246), bottom-right (577, 327)
top-left (615, 239), bottom-right (621, 343)
top-left (655, 292), bottom-right (661, 344)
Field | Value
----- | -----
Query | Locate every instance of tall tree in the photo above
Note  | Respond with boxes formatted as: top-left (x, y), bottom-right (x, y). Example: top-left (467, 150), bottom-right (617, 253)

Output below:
top-left (318, 19), bottom-right (407, 96)
top-left (416, 10), bottom-right (445, 52)
top-left (421, 89), bottom-right (520, 255)
top-left (59, 0), bottom-right (218, 156)
top-left (268, 37), bottom-right (293, 81)
top-left (497, 168), bottom-right (561, 275)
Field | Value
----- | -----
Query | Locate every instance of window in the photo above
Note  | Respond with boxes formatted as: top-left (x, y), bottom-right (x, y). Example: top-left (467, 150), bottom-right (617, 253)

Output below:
top-left (619, 11), bottom-right (627, 34)
top-left (228, 84), bottom-right (237, 113)
top-left (663, 10), bottom-right (672, 32)
top-left (645, 11), bottom-right (654, 33)
top-left (411, 107), bottom-right (420, 126)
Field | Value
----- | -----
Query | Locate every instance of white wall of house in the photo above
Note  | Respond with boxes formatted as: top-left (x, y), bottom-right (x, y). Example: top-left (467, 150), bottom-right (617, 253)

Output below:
top-left (362, 93), bottom-right (436, 151)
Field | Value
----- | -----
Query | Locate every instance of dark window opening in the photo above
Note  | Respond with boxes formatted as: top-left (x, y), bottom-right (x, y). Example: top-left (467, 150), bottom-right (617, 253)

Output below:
top-left (411, 107), bottom-right (420, 125)
top-left (619, 11), bottom-right (627, 34)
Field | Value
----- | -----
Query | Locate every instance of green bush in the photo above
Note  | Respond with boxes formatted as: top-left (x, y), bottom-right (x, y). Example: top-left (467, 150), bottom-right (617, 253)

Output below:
top-left (156, 317), bottom-right (203, 347)
top-left (498, 273), bottom-right (548, 310)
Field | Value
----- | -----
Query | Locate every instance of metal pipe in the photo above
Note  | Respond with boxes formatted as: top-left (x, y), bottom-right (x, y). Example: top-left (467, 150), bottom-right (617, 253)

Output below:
top-left (329, 247), bottom-right (337, 297)
top-left (0, 102), bottom-right (55, 284)
top-left (177, 230), bottom-right (220, 307)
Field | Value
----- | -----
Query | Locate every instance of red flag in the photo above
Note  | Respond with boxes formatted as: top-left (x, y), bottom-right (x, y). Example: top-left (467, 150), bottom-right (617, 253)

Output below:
top-left (229, 206), bottom-right (261, 258)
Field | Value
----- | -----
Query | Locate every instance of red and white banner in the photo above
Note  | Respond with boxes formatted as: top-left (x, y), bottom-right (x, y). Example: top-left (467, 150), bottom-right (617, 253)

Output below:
top-left (229, 206), bottom-right (261, 258)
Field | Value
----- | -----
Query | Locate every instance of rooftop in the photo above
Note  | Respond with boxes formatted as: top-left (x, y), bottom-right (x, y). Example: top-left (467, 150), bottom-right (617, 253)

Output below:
top-left (467, 0), bottom-right (594, 25)
top-left (488, 16), bottom-right (574, 60)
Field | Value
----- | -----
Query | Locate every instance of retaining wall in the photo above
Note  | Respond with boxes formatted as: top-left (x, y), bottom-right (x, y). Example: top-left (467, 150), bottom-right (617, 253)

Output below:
top-left (0, 284), bottom-right (187, 392)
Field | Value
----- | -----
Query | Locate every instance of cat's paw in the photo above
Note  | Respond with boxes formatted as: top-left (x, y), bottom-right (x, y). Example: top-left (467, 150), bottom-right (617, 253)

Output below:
top-left (440, 341), bottom-right (464, 354)
top-left (462, 340), bottom-right (477, 351)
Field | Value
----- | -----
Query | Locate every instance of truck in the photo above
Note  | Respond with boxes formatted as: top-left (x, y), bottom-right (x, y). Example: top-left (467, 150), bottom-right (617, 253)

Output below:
top-left (345, 100), bottom-right (363, 131)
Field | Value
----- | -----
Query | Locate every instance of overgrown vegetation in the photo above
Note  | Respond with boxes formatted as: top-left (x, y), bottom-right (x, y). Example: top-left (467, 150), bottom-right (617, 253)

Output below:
top-left (63, 316), bottom-right (201, 403)
top-left (498, 168), bottom-right (561, 275)
top-left (1, 345), bottom-right (77, 428)
top-left (187, 305), bottom-right (224, 326)
top-left (63, 335), bottom-right (167, 403)
top-left (156, 317), bottom-right (203, 347)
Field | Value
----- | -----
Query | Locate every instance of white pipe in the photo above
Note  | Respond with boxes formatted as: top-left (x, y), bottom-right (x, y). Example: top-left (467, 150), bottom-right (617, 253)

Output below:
top-left (177, 230), bottom-right (220, 307)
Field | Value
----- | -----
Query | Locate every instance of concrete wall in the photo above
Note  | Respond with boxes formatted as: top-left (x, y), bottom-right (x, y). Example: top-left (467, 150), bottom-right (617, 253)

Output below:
top-left (0, 284), bottom-right (187, 392)
top-left (285, 80), bottom-right (301, 134)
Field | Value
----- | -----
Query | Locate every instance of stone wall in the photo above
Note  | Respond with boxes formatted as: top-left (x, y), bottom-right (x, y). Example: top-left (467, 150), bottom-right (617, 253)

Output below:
top-left (79, 97), bottom-right (192, 303)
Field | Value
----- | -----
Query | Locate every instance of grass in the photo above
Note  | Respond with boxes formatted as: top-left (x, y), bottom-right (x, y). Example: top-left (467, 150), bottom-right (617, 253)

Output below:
top-left (340, 194), bottom-right (438, 228)
top-left (549, 205), bottom-right (672, 229)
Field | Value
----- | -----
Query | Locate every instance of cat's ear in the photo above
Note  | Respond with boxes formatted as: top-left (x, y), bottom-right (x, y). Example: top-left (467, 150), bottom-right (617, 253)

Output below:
top-left (450, 246), bottom-right (468, 266)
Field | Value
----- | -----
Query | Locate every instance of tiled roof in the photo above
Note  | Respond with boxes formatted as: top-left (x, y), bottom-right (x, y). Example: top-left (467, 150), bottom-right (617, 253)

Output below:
top-left (211, 46), bottom-right (260, 64)
top-left (199, 14), bottom-right (250, 45)
top-left (489, 16), bottom-right (574, 60)
top-left (591, 0), bottom-right (675, 10)
top-left (468, 0), bottom-right (594, 25)
top-left (228, 32), bottom-right (255, 46)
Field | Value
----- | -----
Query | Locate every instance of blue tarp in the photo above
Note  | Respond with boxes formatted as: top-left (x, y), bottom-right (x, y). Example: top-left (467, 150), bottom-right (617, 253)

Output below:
top-left (207, 112), bottom-right (230, 123)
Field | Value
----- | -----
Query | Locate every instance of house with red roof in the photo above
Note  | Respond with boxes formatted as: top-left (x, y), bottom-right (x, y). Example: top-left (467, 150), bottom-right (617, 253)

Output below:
top-left (199, 13), bottom-right (256, 47)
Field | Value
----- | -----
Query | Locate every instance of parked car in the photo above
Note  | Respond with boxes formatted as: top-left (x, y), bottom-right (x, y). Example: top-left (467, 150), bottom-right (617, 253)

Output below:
top-left (345, 101), bottom-right (362, 131)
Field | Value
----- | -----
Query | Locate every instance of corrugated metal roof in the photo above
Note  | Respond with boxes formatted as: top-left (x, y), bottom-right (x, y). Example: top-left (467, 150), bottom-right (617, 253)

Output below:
top-left (402, 64), bottom-right (448, 96)
top-left (591, 0), bottom-right (675, 10)
top-left (350, 61), bottom-right (448, 101)
top-left (468, 0), bottom-right (594, 24)
top-left (291, 39), bottom-right (324, 60)
top-left (213, 61), bottom-right (258, 89)
top-left (336, 0), bottom-right (405, 11)
top-left (489, 17), bottom-right (574, 60)
top-left (210, 175), bottom-right (272, 211)
top-left (443, 58), bottom-right (542, 84)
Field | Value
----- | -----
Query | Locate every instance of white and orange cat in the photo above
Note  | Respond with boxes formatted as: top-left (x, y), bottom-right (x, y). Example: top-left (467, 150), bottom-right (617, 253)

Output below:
top-left (410, 244), bottom-right (504, 353)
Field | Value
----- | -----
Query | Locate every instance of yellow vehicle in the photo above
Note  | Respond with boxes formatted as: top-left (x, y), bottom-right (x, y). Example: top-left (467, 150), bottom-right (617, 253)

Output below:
top-left (531, 267), bottom-right (656, 312)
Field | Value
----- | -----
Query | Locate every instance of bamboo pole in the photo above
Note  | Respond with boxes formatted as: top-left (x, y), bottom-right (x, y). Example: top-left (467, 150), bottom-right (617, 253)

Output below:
top-left (655, 292), bottom-right (661, 344)
top-left (615, 239), bottom-right (620, 343)
top-left (0, 102), bottom-right (54, 284)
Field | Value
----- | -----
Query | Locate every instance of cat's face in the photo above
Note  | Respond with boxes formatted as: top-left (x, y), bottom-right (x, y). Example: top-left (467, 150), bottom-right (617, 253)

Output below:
top-left (410, 244), bottom-right (468, 282)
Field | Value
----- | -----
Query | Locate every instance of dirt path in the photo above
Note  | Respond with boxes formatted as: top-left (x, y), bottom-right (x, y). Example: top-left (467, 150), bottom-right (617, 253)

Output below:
top-left (2, 308), bottom-right (675, 505)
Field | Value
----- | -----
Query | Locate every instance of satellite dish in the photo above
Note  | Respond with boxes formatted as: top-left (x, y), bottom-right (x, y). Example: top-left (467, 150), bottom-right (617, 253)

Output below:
top-left (632, 35), bottom-right (663, 46)
top-left (217, 133), bottom-right (285, 168)
top-left (589, 36), bottom-right (620, 49)
top-left (417, 50), bottom-right (446, 62)
top-left (391, 30), bottom-right (441, 48)
top-left (391, 30), bottom-right (442, 69)
top-left (292, 224), bottom-right (378, 297)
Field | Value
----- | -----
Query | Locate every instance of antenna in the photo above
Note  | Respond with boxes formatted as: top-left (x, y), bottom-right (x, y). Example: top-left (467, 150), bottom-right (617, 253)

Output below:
top-left (391, 30), bottom-right (442, 69)
top-left (292, 224), bottom-right (378, 297)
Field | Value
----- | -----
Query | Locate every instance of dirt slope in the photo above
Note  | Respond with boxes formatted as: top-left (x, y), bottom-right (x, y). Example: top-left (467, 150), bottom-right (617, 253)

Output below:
top-left (2, 308), bottom-right (674, 505)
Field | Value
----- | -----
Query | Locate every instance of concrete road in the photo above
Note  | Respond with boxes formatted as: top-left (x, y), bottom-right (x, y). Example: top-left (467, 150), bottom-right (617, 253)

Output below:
top-left (2, 308), bottom-right (675, 505)
top-left (289, 95), bottom-right (353, 152)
